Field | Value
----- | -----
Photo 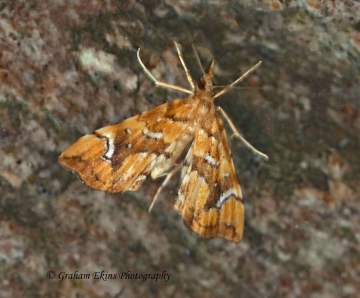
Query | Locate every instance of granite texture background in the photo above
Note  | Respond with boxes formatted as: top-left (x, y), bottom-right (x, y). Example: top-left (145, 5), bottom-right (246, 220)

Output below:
top-left (0, 0), bottom-right (359, 297)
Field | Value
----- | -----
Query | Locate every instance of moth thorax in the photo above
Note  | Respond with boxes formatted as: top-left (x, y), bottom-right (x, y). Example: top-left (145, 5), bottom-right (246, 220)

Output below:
top-left (198, 73), bottom-right (214, 94)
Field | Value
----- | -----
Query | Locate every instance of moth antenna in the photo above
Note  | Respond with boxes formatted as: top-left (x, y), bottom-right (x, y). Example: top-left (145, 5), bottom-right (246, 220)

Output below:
top-left (191, 43), bottom-right (205, 75)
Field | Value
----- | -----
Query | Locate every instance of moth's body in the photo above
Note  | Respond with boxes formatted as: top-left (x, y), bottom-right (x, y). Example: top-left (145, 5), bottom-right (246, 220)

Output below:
top-left (59, 43), bottom-right (266, 242)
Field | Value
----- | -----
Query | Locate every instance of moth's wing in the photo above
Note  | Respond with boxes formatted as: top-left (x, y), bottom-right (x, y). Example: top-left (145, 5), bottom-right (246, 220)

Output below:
top-left (174, 112), bottom-right (244, 242)
top-left (59, 98), bottom-right (196, 193)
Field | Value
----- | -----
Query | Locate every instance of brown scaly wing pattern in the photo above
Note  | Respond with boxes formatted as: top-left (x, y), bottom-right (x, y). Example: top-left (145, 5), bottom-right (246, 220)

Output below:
top-left (59, 98), bottom-right (198, 193)
top-left (174, 111), bottom-right (244, 242)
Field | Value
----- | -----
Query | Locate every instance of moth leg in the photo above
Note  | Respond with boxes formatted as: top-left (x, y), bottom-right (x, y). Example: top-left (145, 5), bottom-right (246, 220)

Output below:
top-left (148, 163), bottom-right (183, 212)
top-left (137, 48), bottom-right (193, 95)
top-left (173, 41), bottom-right (195, 92)
top-left (214, 61), bottom-right (262, 99)
top-left (217, 107), bottom-right (269, 160)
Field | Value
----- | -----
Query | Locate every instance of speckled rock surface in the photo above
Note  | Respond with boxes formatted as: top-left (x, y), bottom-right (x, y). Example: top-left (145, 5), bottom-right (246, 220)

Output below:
top-left (0, 0), bottom-right (359, 297)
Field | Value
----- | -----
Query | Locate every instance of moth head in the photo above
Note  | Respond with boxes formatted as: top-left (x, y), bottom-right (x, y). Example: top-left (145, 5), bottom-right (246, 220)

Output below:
top-left (198, 60), bottom-right (215, 94)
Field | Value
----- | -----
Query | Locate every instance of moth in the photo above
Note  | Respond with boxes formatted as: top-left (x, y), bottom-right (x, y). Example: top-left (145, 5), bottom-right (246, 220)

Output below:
top-left (59, 42), bottom-right (268, 242)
